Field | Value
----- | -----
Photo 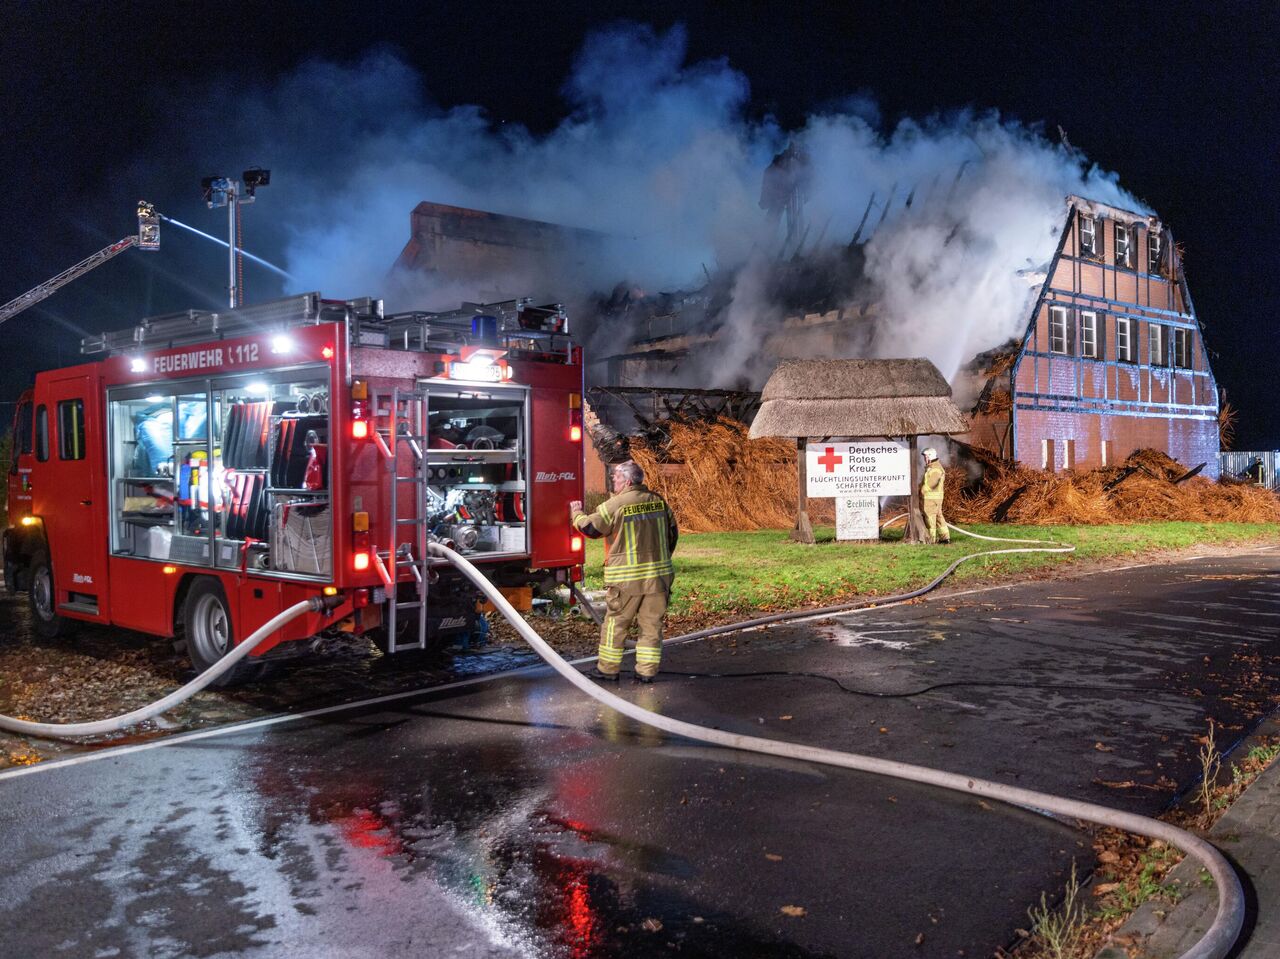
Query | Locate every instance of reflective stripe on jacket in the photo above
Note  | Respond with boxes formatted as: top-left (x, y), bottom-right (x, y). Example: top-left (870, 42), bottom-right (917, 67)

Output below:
top-left (571, 485), bottom-right (678, 594)
top-left (921, 462), bottom-right (946, 502)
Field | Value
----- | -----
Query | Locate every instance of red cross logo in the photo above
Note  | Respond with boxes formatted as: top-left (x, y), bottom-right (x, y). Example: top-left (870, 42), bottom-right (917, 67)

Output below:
top-left (817, 446), bottom-right (843, 473)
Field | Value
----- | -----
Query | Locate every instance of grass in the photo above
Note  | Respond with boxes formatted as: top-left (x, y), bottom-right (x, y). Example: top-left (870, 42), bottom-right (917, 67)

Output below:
top-left (581, 521), bottom-right (1280, 616)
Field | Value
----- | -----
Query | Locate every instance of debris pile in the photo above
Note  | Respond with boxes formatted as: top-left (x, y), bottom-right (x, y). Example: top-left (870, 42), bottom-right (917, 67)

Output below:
top-left (628, 417), bottom-right (833, 532)
top-left (947, 449), bottom-right (1280, 525)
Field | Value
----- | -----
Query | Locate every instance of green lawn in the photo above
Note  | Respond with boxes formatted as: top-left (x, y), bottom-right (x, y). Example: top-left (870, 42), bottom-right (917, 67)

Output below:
top-left (581, 522), bottom-right (1280, 615)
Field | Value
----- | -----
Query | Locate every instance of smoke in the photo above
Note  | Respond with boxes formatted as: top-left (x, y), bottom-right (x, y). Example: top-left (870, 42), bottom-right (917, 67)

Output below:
top-left (169, 23), bottom-right (1144, 387)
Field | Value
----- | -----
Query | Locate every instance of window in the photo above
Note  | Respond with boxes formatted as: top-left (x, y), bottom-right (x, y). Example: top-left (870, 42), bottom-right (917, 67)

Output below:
top-left (15, 401), bottom-right (32, 455)
top-left (1149, 323), bottom-right (1168, 367)
top-left (35, 405), bottom-right (48, 462)
top-left (1115, 222), bottom-right (1133, 269)
top-left (1115, 316), bottom-right (1136, 362)
top-left (1148, 231), bottom-right (1163, 274)
top-left (1049, 305), bottom-right (1071, 354)
top-left (1042, 438), bottom-right (1056, 472)
top-left (108, 373), bottom-right (334, 579)
top-left (1064, 439), bottom-right (1076, 471)
top-left (1080, 310), bottom-right (1102, 359)
top-left (1079, 214), bottom-right (1098, 257)
top-left (57, 400), bottom-right (85, 460)
top-left (1173, 328), bottom-right (1194, 368)
top-left (1101, 439), bottom-right (1112, 467)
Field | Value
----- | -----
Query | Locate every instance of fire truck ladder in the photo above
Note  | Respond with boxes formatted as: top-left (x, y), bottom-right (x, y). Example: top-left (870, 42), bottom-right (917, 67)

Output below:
top-left (371, 387), bottom-right (430, 652)
top-left (0, 202), bottom-right (159, 327)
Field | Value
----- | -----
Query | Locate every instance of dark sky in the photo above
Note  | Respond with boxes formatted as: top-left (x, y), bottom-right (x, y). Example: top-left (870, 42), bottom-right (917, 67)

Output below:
top-left (2, 1), bottom-right (1277, 446)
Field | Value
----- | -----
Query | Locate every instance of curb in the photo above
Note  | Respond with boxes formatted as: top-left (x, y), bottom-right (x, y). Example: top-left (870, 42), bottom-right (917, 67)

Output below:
top-left (1095, 714), bottom-right (1280, 958)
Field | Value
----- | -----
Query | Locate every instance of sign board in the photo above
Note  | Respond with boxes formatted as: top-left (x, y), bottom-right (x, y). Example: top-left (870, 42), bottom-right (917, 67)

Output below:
top-left (836, 496), bottom-right (879, 540)
top-left (806, 441), bottom-right (911, 497)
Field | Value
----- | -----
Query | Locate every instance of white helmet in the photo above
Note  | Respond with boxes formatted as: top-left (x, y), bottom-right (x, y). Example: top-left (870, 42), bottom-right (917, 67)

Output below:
top-left (922, 447), bottom-right (939, 462)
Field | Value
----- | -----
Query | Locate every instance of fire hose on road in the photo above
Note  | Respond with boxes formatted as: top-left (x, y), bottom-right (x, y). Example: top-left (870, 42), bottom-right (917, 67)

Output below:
top-left (433, 540), bottom-right (1243, 959)
top-left (0, 528), bottom-right (1243, 958)
top-left (0, 598), bottom-right (323, 738)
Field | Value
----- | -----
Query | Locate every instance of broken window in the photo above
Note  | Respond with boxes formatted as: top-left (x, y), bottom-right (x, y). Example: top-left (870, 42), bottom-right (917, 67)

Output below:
top-left (1115, 222), bottom-right (1133, 269)
top-left (1080, 310), bottom-right (1102, 359)
top-left (1173, 327), bottom-right (1194, 368)
top-left (1049, 305), bottom-right (1071, 354)
top-left (1079, 214), bottom-right (1098, 257)
top-left (1149, 324), bottom-right (1169, 367)
top-left (1148, 230), bottom-right (1164, 275)
top-left (1116, 316), bottom-right (1136, 362)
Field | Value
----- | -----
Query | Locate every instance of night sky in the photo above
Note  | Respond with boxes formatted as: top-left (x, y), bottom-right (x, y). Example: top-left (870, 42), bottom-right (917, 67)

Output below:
top-left (2, 1), bottom-right (1277, 447)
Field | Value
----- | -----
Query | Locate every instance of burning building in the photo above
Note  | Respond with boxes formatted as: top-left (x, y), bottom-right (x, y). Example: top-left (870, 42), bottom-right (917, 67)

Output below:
top-left (388, 188), bottom-right (1220, 482)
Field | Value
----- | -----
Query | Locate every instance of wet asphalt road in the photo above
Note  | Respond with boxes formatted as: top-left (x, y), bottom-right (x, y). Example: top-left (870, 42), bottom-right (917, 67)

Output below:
top-left (1, 548), bottom-right (1279, 959)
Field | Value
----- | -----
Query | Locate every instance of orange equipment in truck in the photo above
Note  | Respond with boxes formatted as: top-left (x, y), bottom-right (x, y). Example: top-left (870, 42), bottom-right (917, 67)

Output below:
top-left (3, 293), bottom-right (585, 684)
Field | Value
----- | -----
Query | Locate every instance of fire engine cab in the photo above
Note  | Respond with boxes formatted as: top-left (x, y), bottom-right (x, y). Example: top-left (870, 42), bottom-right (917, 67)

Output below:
top-left (3, 293), bottom-right (586, 683)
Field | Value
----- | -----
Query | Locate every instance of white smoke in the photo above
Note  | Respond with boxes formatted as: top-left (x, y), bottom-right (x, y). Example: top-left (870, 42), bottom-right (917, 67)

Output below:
top-left (179, 23), bottom-right (1145, 386)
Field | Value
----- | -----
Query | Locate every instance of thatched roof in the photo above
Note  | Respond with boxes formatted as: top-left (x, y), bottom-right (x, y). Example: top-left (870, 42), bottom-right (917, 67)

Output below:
top-left (750, 358), bottom-right (969, 438)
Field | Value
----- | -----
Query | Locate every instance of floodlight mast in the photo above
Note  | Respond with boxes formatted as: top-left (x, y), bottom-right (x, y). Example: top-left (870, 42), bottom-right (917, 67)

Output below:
top-left (201, 168), bottom-right (270, 308)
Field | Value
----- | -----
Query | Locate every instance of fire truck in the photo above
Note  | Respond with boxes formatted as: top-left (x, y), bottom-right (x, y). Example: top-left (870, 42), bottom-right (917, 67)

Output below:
top-left (3, 293), bottom-right (586, 683)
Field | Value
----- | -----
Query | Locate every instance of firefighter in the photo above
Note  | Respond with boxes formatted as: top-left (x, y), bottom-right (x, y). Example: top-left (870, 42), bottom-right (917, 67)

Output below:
top-left (569, 461), bottom-right (678, 683)
top-left (920, 447), bottom-right (950, 544)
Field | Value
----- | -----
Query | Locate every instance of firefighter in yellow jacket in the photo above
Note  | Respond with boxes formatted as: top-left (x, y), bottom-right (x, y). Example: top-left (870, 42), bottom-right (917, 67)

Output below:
top-left (920, 447), bottom-right (950, 544)
top-left (569, 461), bottom-right (678, 683)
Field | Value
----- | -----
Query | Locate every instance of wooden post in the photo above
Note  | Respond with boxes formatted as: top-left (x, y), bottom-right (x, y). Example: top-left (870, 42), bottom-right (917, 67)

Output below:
top-left (791, 437), bottom-right (815, 544)
top-left (905, 435), bottom-right (928, 544)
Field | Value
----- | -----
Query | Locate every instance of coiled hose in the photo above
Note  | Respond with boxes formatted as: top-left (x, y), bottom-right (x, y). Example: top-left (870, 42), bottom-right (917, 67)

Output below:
top-left (0, 598), bottom-right (321, 738)
top-left (434, 537), bottom-right (1243, 959)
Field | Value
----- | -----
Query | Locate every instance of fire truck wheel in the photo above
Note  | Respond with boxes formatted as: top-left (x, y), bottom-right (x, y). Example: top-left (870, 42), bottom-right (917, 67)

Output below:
top-left (179, 579), bottom-right (267, 686)
top-left (27, 551), bottom-right (68, 639)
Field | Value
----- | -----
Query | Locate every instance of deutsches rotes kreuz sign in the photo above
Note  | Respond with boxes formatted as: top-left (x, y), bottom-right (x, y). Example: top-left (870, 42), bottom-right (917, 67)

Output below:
top-left (806, 441), bottom-right (911, 497)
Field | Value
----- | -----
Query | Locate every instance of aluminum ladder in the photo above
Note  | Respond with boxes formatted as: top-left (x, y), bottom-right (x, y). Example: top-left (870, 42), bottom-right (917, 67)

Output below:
top-left (371, 386), bottom-right (430, 652)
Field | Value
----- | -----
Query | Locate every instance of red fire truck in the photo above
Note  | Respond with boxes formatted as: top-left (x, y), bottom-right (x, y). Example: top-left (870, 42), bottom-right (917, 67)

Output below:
top-left (3, 293), bottom-right (586, 683)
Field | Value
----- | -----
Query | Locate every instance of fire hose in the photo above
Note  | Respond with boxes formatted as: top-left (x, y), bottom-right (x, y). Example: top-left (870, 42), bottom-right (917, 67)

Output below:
top-left (0, 532), bottom-right (1243, 957)
top-left (0, 598), bottom-right (323, 738)
top-left (437, 536), bottom-right (1243, 959)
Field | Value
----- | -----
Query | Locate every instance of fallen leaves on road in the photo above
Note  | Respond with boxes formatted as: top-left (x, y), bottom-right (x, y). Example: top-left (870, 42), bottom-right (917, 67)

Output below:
top-left (780, 905), bottom-right (806, 918)
top-left (764, 853), bottom-right (783, 862)
top-left (1093, 777), bottom-right (1176, 792)
top-left (640, 918), bottom-right (663, 933)
top-left (1094, 742), bottom-right (1114, 752)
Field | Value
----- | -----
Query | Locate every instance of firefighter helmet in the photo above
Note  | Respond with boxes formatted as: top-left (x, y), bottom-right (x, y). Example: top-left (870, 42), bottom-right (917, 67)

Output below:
top-left (922, 447), bottom-right (939, 462)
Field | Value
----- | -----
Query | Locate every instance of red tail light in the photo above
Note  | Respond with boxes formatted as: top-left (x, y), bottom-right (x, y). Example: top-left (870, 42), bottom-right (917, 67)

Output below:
top-left (353, 551), bottom-right (370, 571)
top-left (352, 420), bottom-right (368, 440)
top-left (569, 425), bottom-right (582, 442)
top-left (570, 535), bottom-right (583, 552)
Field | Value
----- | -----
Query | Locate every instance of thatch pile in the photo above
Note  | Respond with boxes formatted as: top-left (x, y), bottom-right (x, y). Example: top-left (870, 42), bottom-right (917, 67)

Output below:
top-left (947, 449), bottom-right (1280, 525)
top-left (629, 417), bottom-right (834, 532)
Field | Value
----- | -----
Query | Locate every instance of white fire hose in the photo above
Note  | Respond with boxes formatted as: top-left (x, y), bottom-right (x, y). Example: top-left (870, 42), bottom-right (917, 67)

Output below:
top-left (432, 542), bottom-right (1244, 959)
top-left (0, 598), bottom-right (322, 738)
top-left (0, 531), bottom-right (1243, 958)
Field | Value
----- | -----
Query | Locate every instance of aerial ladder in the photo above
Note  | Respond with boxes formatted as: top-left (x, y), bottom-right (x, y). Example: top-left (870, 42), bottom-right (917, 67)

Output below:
top-left (0, 201), bottom-right (159, 327)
